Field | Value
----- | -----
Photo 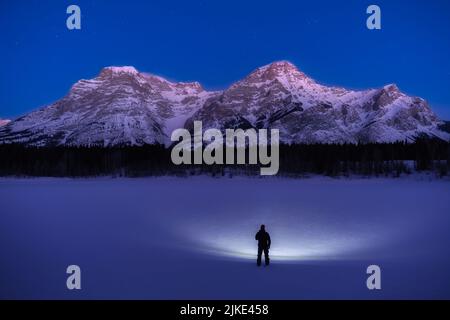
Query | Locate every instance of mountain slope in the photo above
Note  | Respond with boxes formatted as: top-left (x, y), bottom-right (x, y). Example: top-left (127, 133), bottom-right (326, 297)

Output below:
top-left (0, 62), bottom-right (448, 146)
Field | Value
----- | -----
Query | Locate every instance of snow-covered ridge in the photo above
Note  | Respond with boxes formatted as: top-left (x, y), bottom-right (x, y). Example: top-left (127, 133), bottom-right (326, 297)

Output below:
top-left (0, 119), bottom-right (10, 127)
top-left (0, 61), bottom-right (448, 146)
top-left (102, 66), bottom-right (139, 74)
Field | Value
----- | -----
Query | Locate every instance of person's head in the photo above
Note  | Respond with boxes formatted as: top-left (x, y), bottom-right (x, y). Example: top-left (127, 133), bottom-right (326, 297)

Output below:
top-left (260, 224), bottom-right (265, 231)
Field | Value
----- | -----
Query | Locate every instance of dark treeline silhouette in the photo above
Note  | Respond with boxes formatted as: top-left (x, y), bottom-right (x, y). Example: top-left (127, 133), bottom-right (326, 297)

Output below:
top-left (279, 139), bottom-right (450, 177)
top-left (0, 139), bottom-right (449, 177)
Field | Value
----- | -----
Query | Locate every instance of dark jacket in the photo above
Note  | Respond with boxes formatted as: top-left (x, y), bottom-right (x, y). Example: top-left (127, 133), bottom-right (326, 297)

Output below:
top-left (255, 230), bottom-right (271, 248)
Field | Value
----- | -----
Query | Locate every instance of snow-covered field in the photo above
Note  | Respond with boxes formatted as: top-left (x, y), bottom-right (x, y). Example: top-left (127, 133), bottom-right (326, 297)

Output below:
top-left (0, 176), bottom-right (449, 299)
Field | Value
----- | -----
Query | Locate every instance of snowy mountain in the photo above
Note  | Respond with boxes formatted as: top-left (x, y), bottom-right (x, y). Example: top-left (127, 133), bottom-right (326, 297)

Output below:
top-left (186, 61), bottom-right (448, 143)
top-left (0, 119), bottom-right (10, 127)
top-left (0, 66), bottom-right (217, 146)
top-left (0, 61), bottom-right (448, 146)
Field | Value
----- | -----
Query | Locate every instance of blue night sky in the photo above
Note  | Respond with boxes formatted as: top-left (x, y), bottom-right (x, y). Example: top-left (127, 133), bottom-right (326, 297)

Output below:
top-left (1, 0), bottom-right (450, 119)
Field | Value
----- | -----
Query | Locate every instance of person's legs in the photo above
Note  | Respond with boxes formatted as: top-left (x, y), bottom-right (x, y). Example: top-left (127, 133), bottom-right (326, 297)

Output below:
top-left (257, 247), bottom-right (262, 266)
top-left (264, 247), bottom-right (270, 266)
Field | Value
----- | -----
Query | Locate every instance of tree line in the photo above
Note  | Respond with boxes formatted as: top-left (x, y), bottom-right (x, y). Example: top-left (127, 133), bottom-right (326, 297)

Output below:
top-left (0, 139), bottom-right (449, 177)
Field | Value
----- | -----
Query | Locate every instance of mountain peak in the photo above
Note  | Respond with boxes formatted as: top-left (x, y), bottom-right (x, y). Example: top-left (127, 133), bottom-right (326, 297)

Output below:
top-left (383, 83), bottom-right (399, 91)
top-left (261, 60), bottom-right (298, 71)
top-left (100, 66), bottom-right (140, 77)
top-left (0, 119), bottom-right (11, 127)
top-left (240, 60), bottom-right (309, 87)
top-left (255, 60), bottom-right (303, 77)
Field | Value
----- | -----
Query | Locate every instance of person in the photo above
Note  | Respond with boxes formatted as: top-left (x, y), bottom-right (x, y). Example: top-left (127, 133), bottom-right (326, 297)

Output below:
top-left (255, 224), bottom-right (271, 266)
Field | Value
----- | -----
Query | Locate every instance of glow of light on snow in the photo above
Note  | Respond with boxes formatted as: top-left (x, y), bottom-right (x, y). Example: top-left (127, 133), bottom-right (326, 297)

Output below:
top-left (182, 212), bottom-right (380, 262)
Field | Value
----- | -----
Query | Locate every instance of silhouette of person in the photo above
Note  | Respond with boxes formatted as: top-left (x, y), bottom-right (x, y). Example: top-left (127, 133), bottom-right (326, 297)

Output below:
top-left (255, 224), bottom-right (271, 266)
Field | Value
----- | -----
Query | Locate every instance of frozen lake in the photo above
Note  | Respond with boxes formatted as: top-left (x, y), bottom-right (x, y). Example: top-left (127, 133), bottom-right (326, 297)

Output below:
top-left (1, 176), bottom-right (449, 299)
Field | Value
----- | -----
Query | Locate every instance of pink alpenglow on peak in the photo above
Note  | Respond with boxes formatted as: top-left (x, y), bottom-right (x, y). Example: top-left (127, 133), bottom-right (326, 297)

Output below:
top-left (248, 61), bottom-right (306, 78)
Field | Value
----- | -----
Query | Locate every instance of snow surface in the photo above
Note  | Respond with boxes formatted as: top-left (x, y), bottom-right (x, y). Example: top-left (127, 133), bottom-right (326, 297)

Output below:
top-left (0, 176), bottom-right (450, 299)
